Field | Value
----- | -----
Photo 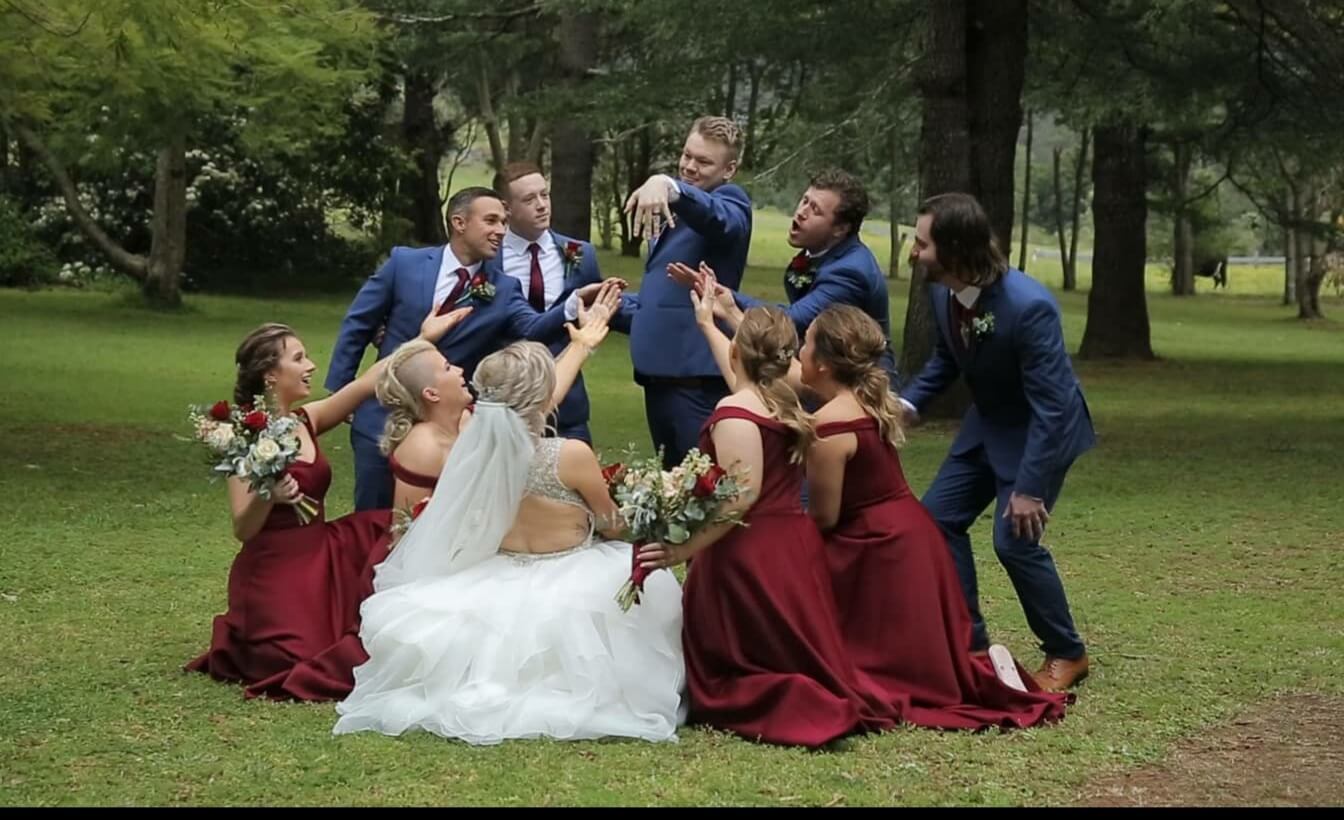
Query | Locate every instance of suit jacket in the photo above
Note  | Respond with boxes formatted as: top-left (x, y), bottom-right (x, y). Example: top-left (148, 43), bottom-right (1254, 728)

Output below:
top-left (611, 180), bottom-right (752, 380)
top-left (326, 245), bottom-right (570, 441)
top-left (737, 233), bottom-right (899, 385)
top-left (480, 229), bottom-right (601, 433)
top-left (901, 267), bottom-right (1096, 497)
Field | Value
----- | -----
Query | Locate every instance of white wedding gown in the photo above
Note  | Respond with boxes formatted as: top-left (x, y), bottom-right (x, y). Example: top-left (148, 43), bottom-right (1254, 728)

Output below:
top-left (333, 436), bottom-right (686, 745)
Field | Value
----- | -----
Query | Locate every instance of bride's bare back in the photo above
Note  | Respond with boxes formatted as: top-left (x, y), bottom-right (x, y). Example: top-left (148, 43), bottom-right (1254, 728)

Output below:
top-left (499, 437), bottom-right (622, 555)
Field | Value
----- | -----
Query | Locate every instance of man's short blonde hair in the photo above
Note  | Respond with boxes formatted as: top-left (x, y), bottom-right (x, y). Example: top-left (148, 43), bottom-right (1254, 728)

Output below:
top-left (690, 116), bottom-right (742, 162)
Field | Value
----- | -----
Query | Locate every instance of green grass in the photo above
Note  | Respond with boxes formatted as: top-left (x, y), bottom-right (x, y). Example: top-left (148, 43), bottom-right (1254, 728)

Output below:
top-left (2, 252), bottom-right (1343, 805)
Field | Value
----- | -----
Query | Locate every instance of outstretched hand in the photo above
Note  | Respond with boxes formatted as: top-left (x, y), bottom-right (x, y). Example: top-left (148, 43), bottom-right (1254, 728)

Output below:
top-left (574, 278), bottom-right (628, 306)
top-left (568, 281), bottom-right (620, 349)
top-left (419, 306), bottom-right (473, 342)
top-left (624, 176), bottom-right (676, 240)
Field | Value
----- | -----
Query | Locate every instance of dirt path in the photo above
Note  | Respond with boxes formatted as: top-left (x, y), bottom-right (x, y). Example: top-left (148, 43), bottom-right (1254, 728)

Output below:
top-left (1080, 693), bottom-right (1344, 806)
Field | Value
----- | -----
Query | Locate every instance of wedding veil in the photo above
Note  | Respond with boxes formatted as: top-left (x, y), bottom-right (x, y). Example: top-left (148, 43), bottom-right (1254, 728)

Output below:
top-left (371, 401), bottom-right (533, 591)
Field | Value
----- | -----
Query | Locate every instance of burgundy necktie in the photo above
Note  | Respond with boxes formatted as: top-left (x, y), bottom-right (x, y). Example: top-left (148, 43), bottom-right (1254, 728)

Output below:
top-left (437, 267), bottom-right (469, 314)
top-left (527, 243), bottom-right (546, 311)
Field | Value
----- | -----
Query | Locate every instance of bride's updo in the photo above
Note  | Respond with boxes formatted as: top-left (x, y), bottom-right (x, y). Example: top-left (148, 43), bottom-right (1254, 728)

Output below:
top-left (471, 341), bottom-right (555, 437)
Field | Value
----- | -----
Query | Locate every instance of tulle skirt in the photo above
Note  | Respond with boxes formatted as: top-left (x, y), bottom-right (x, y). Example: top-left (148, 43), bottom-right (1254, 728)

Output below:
top-left (333, 540), bottom-right (686, 745)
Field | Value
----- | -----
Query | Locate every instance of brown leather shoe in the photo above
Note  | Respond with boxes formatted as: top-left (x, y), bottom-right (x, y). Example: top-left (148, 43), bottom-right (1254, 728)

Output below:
top-left (1034, 654), bottom-right (1090, 691)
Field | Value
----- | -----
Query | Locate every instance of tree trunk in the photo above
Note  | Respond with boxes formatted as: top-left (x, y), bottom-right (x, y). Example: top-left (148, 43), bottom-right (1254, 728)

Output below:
top-left (1293, 184), bottom-right (1320, 319)
top-left (724, 61), bottom-right (738, 118)
top-left (743, 61), bottom-right (763, 168)
top-left (1079, 124), bottom-right (1154, 360)
top-left (902, 0), bottom-right (970, 395)
top-left (616, 126), bottom-right (651, 257)
top-left (1067, 129), bottom-right (1088, 291)
top-left (966, 0), bottom-right (1027, 255)
top-left (14, 124), bottom-right (148, 280)
top-left (477, 67), bottom-right (507, 173)
top-left (550, 11), bottom-right (599, 240)
top-left (1283, 209), bottom-right (1297, 305)
top-left (1018, 110), bottom-right (1033, 271)
top-left (401, 69), bottom-right (447, 246)
top-left (1053, 145), bottom-right (1069, 287)
top-left (144, 134), bottom-right (187, 307)
top-left (887, 127), bottom-right (905, 279)
top-left (1170, 140), bottom-right (1195, 296)
top-left (1304, 227), bottom-right (1327, 318)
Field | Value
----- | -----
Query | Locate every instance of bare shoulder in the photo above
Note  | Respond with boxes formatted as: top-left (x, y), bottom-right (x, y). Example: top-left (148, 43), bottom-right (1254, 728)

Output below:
top-left (394, 424), bottom-right (451, 474)
top-left (814, 395), bottom-right (865, 424)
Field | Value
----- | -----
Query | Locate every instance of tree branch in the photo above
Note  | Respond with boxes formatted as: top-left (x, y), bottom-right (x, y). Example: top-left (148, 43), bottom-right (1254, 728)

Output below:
top-left (2, 1), bottom-right (91, 37)
top-left (12, 123), bottom-right (147, 279)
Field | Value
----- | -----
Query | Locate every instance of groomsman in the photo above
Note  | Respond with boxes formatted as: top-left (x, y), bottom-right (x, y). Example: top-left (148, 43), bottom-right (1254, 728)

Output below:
top-left (672, 168), bottom-right (898, 388)
top-left (326, 187), bottom-right (576, 510)
top-left (615, 116), bottom-right (753, 469)
top-left (486, 161), bottom-right (604, 443)
top-left (901, 192), bottom-right (1095, 692)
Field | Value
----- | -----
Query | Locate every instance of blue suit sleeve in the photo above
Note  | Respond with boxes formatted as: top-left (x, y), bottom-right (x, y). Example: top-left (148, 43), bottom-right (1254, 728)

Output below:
top-left (610, 292), bottom-right (638, 335)
top-left (670, 182), bottom-right (750, 246)
top-left (500, 278), bottom-right (570, 341)
top-left (900, 312), bottom-right (960, 411)
top-left (781, 269), bottom-right (869, 338)
top-left (325, 252), bottom-right (396, 392)
top-left (1014, 301), bottom-right (1075, 499)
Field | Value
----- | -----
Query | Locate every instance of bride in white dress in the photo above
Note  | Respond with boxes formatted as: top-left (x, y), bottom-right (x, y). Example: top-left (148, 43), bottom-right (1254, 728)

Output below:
top-left (333, 341), bottom-right (686, 745)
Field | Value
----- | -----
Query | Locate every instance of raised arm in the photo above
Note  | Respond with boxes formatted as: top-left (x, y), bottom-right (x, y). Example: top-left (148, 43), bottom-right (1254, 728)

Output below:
top-left (549, 283), bottom-right (619, 409)
top-left (689, 285), bottom-right (739, 391)
top-left (325, 252), bottom-right (398, 392)
top-left (303, 306), bottom-right (473, 435)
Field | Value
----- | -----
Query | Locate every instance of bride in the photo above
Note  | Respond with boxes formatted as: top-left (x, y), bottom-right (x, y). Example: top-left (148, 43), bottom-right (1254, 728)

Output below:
top-left (333, 340), bottom-right (686, 745)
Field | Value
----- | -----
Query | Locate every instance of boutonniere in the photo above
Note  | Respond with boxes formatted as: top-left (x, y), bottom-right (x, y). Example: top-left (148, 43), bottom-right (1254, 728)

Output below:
top-left (785, 253), bottom-right (818, 291)
top-left (561, 240), bottom-right (583, 275)
top-left (971, 312), bottom-right (995, 341)
top-left (456, 272), bottom-right (496, 305)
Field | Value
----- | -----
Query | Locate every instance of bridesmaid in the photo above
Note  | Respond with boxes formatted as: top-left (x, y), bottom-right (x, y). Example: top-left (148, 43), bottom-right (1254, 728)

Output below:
top-left (802, 305), bottom-right (1069, 729)
top-left (638, 304), bottom-right (899, 747)
top-left (187, 307), bottom-right (469, 700)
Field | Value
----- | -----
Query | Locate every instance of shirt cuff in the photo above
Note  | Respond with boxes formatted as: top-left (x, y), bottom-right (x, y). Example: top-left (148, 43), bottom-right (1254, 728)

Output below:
top-left (563, 291), bottom-right (581, 322)
top-left (899, 398), bottom-right (919, 420)
top-left (661, 175), bottom-right (681, 203)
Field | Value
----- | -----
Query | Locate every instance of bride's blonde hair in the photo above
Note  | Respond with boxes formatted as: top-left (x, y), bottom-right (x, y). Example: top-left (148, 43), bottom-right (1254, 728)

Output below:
top-left (471, 341), bottom-right (554, 437)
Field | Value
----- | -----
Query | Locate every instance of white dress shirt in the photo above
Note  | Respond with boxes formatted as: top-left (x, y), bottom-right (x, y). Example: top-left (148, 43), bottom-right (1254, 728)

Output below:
top-left (434, 246), bottom-right (482, 309)
top-left (501, 229), bottom-right (565, 309)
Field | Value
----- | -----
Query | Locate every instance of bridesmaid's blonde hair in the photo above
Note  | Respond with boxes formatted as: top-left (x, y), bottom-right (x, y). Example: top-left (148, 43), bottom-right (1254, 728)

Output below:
top-left (810, 305), bottom-right (905, 450)
top-left (733, 306), bottom-right (815, 463)
top-left (376, 339), bottom-right (437, 455)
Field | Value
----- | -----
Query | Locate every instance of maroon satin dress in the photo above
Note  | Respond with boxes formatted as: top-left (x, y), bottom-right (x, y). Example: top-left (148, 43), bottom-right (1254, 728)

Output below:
top-left (187, 410), bottom-right (392, 700)
top-left (817, 416), bottom-right (1069, 730)
top-left (681, 406), bottom-right (899, 747)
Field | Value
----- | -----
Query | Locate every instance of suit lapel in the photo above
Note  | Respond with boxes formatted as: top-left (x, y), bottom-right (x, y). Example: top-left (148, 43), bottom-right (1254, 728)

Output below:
top-left (967, 275), bottom-right (1005, 364)
top-left (422, 246), bottom-right (444, 312)
top-left (936, 288), bottom-right (961, 359)
top-left (550, 230), bottom-right (578, 288)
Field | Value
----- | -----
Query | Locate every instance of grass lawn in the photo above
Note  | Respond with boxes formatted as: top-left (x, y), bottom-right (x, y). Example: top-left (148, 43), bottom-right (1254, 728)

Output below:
top-left (1, 246), bottom-right (1341, 805)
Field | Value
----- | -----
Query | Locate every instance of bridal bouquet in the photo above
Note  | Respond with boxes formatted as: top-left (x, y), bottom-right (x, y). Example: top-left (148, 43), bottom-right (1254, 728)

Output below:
top-left (606, 447), bottom-right (746, 610)
top-left (187, 395), bottom-right (320, 524)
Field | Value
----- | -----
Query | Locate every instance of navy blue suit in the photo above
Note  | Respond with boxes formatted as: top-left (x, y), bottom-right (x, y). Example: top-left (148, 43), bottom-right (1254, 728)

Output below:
top-left (902, 267), bottom-right (1095, 659)
top-left (481, 229), bottom-right (601, 442)
top-left (611, 180), bottom-right (752, 468)
top-left (737, 233), bottom-right (899, 387)
top-left (326, 245), bottom-right (571, 510)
